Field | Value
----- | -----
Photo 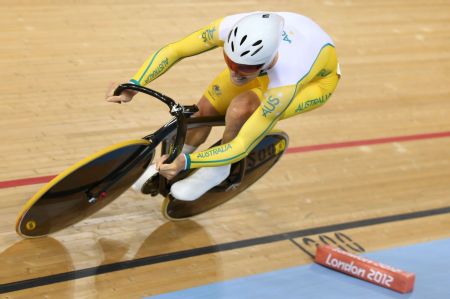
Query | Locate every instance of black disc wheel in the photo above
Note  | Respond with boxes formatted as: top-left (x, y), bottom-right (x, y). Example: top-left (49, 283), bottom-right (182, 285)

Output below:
top-left (16, 140), bottom-right (155, 238)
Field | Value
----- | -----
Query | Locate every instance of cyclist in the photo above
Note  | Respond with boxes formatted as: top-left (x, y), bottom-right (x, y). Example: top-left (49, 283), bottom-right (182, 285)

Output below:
top-left (106, 12), bottom-right (340, 201)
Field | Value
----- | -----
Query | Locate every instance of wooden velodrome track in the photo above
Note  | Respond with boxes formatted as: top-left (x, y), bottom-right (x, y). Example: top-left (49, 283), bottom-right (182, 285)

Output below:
top-left (1, 0), bottom-right (450, 298)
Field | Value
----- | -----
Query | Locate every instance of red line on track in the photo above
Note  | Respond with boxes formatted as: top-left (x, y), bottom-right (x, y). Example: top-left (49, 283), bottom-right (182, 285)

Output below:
top-left (0, 175), bottom-right (57, 189)
top-left (286, 131), bottom-right (450, 154)
top-left (1, 131), bottom-right (450, 189)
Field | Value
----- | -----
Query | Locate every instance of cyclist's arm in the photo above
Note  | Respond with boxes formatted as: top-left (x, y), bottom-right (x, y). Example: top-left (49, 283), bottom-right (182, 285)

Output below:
top-left (184, 85), bottom-right (297, 169)
top-left (130, 18), bottom-right (224, 86)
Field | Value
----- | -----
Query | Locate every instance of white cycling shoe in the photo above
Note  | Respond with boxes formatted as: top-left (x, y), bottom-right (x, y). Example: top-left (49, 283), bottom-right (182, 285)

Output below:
top-left (131, 163), bottom-right (158, 193)
top-left (170, 164), bottom-right (231, 201)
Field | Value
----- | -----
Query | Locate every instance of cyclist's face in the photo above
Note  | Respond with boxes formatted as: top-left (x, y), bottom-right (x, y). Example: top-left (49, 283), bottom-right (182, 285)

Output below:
top-left (224, 51), bottom-right (263, 86)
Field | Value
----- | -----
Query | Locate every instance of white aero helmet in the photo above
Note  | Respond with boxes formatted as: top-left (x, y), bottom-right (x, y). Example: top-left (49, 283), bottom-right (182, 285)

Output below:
top-left (224, 13), bottom-right (284, 70)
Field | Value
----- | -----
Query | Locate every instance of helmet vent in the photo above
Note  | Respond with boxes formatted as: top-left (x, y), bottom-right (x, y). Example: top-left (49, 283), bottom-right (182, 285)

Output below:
top-left (234, 27), bottom-right (238, 37)
top-left (251, 46), bottom-right (263, 56)
top-left (240, 50), bottom-right (250, 57)
top-left (231, 41), bottom-right (234, 52)
top-left (240, 35), bottom-right (247, 46)
top-left (252, 40), bottom-right (262, 46)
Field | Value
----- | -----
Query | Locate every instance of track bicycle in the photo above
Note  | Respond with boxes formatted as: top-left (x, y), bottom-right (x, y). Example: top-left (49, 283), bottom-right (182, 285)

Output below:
top-left (16, 83), bottom-right (289, 238)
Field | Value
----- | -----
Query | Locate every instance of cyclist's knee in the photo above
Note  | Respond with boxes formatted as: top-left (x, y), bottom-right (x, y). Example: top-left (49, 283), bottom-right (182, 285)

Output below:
top-left (227, 91), bottom-right (260, 120)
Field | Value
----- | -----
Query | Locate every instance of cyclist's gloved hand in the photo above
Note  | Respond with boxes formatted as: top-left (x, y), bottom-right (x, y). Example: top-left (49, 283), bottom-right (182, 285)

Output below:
top-left (105, 82), bottom-right (138, 104)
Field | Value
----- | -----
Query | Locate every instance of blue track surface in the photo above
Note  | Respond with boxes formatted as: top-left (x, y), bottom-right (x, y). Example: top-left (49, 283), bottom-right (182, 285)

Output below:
top-left (146, 238), bottom-right (450, 299)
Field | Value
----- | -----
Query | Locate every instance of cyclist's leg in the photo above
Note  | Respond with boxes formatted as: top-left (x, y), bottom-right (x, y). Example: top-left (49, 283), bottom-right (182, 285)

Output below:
top-left (222, 89), bottom-right (261, 143)
top-left (185, 67), bottom-right (263, 148)
top-left (184, 95), bottom-right (221, 149)
top-left (281, 56), bottom-right (340, 119)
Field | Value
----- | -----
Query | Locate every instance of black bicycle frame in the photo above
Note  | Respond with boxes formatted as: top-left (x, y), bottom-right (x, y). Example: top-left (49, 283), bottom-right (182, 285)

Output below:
top-left (114, 83), bottom-right (198, 164)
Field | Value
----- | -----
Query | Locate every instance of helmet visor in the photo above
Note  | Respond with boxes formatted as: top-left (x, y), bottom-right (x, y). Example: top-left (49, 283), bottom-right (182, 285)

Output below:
top-left (223, 51), bottom-right (264, 75)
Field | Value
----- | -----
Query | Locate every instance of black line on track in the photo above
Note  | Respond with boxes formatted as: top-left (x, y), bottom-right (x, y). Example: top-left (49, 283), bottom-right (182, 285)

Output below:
top-left (1, 205), bottom-right (449, 294)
